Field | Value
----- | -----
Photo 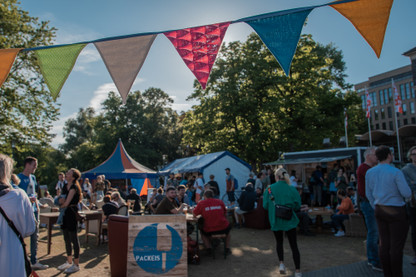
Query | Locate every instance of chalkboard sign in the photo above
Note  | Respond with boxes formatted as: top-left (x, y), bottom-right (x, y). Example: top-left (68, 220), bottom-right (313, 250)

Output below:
top-left (127, 215), bottom-right (187, 276)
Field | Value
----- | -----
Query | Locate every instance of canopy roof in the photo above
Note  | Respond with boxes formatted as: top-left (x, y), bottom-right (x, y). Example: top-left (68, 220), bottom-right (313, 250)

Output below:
top-left (83, 139), bottom-right (157, 179)
top-left (158, 151), bottom-right (251, 175)
top-left (264, 155), bottom-right (352, 166)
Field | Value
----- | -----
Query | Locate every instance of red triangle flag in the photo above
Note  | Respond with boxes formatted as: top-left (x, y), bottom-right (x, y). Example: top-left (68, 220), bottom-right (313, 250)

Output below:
top-left (164, 22), bottom-right (230, 89)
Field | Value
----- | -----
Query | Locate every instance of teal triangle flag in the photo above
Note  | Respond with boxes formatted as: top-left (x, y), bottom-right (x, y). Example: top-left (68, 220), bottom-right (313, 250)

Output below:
top-left (245, 8), bottom-right (313, 75)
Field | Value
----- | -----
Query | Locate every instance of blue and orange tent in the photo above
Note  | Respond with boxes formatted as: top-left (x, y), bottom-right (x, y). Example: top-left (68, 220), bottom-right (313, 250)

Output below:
top-left (82, 139), bottom-right (158, 194)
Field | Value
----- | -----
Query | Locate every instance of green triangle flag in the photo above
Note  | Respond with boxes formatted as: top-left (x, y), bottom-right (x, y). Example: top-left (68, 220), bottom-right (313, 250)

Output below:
top-left (35, 43), bottom-right (87, 100)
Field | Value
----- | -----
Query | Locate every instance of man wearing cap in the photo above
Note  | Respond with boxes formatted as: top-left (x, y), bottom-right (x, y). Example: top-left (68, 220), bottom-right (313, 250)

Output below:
top-left (17, 156), bottom-right (49, 270)
top-left (225, 168), bottom-right (235, 206)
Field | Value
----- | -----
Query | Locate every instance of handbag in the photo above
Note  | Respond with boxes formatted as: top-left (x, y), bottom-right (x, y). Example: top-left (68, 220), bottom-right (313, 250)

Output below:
top-left (0, 206), bottom-right (33, 277)
top-left (274, 204), bottom-right (293, 220)
top-left (267, 186), bottom-right (293, 220)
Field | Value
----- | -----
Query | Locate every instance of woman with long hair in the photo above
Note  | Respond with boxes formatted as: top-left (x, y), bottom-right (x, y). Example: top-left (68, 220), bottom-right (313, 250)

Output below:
top-left (57, 168), bottom-right (82, 273)
top-left (263, 167), bottom-right (302, 277)
top-left (0, 154), bottom-right (36, 277)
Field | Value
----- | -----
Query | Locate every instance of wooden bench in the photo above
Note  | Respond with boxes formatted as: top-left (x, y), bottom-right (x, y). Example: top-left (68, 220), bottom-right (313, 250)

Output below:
top-left (210, 234), bottom-right (227, 259)
top-left (345, 213), bottom-right (367, 237)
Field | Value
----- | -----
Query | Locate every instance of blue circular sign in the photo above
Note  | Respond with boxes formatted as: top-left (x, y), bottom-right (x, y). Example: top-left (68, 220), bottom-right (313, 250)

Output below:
top-left (133, 223), bottom-right (183, 274)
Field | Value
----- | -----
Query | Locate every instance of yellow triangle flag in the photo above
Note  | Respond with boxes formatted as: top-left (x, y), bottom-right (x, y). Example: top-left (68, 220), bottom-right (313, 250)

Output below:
top-left (0, 48), bottom-right (22, 87)
top-left (331, 0), bottom-right (393, 58)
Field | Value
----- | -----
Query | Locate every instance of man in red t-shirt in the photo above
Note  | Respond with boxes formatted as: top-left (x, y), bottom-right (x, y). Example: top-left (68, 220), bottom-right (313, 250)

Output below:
top-left (193, 189), bottom-right (231, 255)
top-left (356, 146), bottom-right (381, 271)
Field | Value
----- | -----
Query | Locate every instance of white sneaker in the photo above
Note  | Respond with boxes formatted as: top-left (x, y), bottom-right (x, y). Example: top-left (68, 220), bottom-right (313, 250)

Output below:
top-left (58, 261), bottom-right (72, 271)
top-left (31, 262), bottom-right (49, 270)
top-left (295, 272), bottom-right (302, 277)
top-left (279, 263), bottom-right (286, 274)
top-left (64, 264), bottom-right (80, 274)
top-left (334, 230), bottom-right (345, 237)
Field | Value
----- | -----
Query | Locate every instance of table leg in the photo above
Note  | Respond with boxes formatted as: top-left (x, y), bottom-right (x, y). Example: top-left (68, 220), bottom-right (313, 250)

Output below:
top-left (47, 218), bottom-right (52, 255)
top-left (315, 215), bottom-right (323, 233)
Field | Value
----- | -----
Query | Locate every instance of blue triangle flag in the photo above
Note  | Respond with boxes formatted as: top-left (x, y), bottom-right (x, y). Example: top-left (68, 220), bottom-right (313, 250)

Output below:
top-left (245, 8), bottom-right (313, 75)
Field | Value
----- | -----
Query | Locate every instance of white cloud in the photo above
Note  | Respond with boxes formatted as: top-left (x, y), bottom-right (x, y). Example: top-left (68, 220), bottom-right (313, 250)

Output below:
top-left (78, 47), bottom-right (101, 63)
top-left (88, 83), bottom-right (117, 112)
top-left (54, 27), bottom-right (102, 45)
top-left (50, 112), bottom-right (77, 148)
top-left (171, 102), bottom-right (193, 112)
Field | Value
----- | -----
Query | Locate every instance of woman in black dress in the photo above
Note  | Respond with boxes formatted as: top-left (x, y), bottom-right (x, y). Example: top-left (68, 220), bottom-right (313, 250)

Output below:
top-left (57, 168), bottom-right (82, 274)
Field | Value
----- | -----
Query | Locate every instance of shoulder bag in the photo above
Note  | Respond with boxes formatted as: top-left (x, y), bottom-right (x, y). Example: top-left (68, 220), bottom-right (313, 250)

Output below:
top-left (0, 206), bottom-right (33, 277)
top-left (267, 186), bottom-right (293, 220)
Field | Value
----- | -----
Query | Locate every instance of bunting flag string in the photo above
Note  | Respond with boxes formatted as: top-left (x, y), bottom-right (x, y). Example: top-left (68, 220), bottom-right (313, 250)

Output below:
top-left (94, 34), bottom-right (157, 104)
top-left (330, 0), bottom-right (394, 58)
top-left (0, 0), bottom-right (394, 102)
top-left (0, 48), bottom-right (23, 87)
top-left (244, 7), bottom-right (313, 75)
top-left (164, 22), bottom-right (230, 89)
top-left (35, 43), bottom-right (87, 100)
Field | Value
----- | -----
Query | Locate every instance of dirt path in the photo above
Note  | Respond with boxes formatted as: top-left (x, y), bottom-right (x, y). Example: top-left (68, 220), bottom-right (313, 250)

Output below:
top-left (30, 225), bottom-right (413, 277)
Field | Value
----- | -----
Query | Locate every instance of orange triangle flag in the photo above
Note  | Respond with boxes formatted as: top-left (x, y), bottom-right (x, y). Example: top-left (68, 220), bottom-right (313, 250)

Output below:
top-left (330, 0), bottom-right (393, 58)
top-left (140, 178), bottom-right (153, 196)
top-left (0, 48), bottom-right (22, 87)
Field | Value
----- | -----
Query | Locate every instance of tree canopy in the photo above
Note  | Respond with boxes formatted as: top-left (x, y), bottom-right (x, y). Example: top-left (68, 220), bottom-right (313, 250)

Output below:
top-left (182, 33), bottom-right (365, 167)
top-left (60, 88), bottom-right (182, 171)
top-left (0, 0), bottom-right (59, 156)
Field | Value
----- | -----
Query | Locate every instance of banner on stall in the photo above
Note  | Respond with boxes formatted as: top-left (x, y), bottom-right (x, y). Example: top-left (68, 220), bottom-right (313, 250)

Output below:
top-left (127, 215), bottom-right (187, 276)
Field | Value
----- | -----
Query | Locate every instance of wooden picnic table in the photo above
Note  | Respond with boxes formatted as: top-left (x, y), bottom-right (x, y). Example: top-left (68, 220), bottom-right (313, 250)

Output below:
top-left (39, 210), bottom-right (103, 254)
top-left (307, 207), bottom-right (334, 233)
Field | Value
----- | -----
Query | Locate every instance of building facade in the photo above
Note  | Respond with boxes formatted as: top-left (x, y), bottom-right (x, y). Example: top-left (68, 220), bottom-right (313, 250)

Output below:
top-left (354, 47), bottom-right (416, 163)
top-left (355, 64), bottom-right (415, 131)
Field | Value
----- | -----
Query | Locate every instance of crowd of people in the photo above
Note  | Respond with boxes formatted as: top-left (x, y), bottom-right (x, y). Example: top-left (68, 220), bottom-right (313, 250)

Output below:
top-left (1, 144), bottom-right (415, 277)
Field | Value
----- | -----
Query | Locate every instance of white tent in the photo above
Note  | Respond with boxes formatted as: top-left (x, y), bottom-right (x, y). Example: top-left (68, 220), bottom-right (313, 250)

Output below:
top-left (159, 151), bottom-right (252, 199)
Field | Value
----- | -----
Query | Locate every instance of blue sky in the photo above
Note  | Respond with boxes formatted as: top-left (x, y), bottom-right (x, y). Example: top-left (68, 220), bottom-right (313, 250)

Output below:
top-left (19, 0), bottom-right (416, 147)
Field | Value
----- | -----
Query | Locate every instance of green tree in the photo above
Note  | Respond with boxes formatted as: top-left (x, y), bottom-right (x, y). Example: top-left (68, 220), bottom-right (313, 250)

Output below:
top-left (0, 0), bottom-right (59, 155)
top-left (61, 88), bottom-right (182, 171)
top-left (182, 33), bottom-right (366, 167)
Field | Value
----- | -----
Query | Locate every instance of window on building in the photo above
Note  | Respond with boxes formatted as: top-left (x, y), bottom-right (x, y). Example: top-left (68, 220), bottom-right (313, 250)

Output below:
top-left (403, 103), bottom-right (407, 116)
top-left (388, 106), bottom-right (392, 118)
top-left (404, 118), bottom-right (408, 125)
top-left (389, 121), bottom-right (393, 130)
top-left (412, 117), bottom-right (416, 124)
top-left (400, 84), bottom-right (405, 100)
top-left (379, 90), bottom-right (384, 105)
top-left (406, 83), bottom-right (411, 99)
top-left (371, 92), bottom-right (377, 106)
top-left (361, 95), bottom-right (366, 109)
top-left (374, 109), bottom-right (378, 120)
top-left (384, 89), bottom-right (389, 104)
top-left (375, 123), bottom-right (380, 129)
top-left (411, 82), bottom-right (415, 98)
top-left (382, 122), bottom-right (386, 130)
top-left (381, 108), bottom-right (385, 119)
top-left (398, 120), bottom-right (401, 128)
top-left (411, 102), bottom-right (415, 114)
top-left (388, 88), bottom-right (392, 101)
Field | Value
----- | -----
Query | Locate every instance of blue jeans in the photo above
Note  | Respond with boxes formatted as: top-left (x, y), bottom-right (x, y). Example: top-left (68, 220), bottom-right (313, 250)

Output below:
top-left (30, 223), bottom-right (39, 264)
top-left (331, 214), bottom-right (349, 230)
top-left (360, 201), bottom-right (380, 266)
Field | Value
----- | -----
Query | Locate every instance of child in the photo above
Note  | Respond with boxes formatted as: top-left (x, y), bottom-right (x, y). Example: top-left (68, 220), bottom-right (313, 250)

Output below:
top-left (55, 194), bottom-right (67, 225)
